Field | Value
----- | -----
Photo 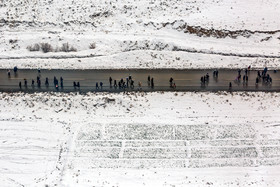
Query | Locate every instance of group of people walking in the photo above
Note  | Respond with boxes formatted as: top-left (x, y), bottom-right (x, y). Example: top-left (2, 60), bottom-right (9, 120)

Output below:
top-left (5, 66), bottom-right (278, 91)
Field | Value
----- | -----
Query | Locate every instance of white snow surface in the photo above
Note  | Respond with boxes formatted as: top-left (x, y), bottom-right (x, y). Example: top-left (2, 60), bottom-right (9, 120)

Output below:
top-left (1, 0), bottom-right (280, 69)
top-left (1, 91), bottom-right (280, 186)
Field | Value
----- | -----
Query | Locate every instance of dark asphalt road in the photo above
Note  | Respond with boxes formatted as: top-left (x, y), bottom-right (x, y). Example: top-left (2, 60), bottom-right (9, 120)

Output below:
top-left (1, 69), bottom-right (280, 92)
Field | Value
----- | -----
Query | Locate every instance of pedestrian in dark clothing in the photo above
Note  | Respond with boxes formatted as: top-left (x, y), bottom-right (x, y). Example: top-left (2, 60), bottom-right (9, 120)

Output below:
top-left (19, 81), bottom-right (22, 89)
top-left (206, 73), bottom-right (209, 81)
top-left (14, 66), bottom-right (18, 73)
top-left (60, 77), bottom-right (63, 87)
top-left (238, 69), bottom-right (241, 76)
top-left (114, 80), bottom-right (117, 88)
top-left (100, 82), bottom-right (103, 89)
top-left (109, 77), bottom-right (112, 86)
top-left (73, 81), bottom-right (76, 87)
top-left (256, 77), bottom-right (259, 84)
top-left (45, 78), bottom-right (49, 85)
top-left (24, 79), bottom-right (27, 87)
top-left (38, 80), bottom-right (41, 87)
top-left (151, 78), bottom-right (154, 88)
top-left (7, 70), bottom-right (11, 77)
top-left (32, 79), bottom-right (35, 86)
top-left (169, 77), bottom-right (173, 87)
top-left (96, 82), bottom-right (99, 89)
top-left (118, 81), bottom-right (121, 88)
top-left (229, 82), bottom-right (232, 89)
top-left (131, 80), bottom-right (134, 88)
top-left (77, 82), bottom-right (80, 88)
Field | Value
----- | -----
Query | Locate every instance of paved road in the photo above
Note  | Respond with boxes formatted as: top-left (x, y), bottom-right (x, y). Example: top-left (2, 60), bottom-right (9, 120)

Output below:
top-left (0, 69), bottom-right (279, 92)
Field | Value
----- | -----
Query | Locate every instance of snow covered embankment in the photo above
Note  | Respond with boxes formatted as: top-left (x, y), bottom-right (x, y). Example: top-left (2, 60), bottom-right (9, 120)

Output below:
top-left (0, 91), bottom-right (280, 186)
top-left (1, 0), bottom-right (280, 69)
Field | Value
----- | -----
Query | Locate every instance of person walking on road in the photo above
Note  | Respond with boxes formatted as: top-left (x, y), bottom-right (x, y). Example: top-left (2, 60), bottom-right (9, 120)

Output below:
top-left (7, 70), bottom-right (11, 78)
top-left (96, 82), bottom-right (99, 89)
top-left (60, 77), bottom-right (63, 87)
top-left (229, 82), bottom-right (232, 89)
top-left (151, 77), bottom-right (154, 88)
top-left (169, 77), bottom-right (173, 87)
top-left (138, 81), bottom-right (142, 90)
top-left (45, 78), bottom-right (49, 86)
top-left (148, 75), bottom-right (151, 86)
top-left (100, 82), bottom-right (103, 89)
top-left (109, 77), bottom-right (112, 87)
top-left (24, 79), bottom-right (27, 87)
top-left (19, 81), bottom-right (22, 89)
top-left (131, 80), bottom-right (134, 88)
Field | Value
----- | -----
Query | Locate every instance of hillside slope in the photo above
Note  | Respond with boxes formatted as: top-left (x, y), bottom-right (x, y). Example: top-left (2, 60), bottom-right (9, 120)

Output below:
top-left (0, 0), bottom-right (280, 69)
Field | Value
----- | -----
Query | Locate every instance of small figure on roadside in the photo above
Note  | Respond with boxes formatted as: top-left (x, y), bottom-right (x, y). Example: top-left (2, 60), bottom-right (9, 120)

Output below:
top-left (169, 77), bottom-right (173, 87)
top-left (100, 82), bottom-right (103, 89)
top-left (148, 75), bottom-right (151, 86)
top-left (151, 77), bottom-right (154, 88)
top-left (138, 81), bottom-right (142, 90)
top-left (31, 79), bottom-right (35, 87)
top-left (24, 79), bottom-right (27, 87)
top-left (131, 80), bottom-right (134, 88)
top-left (45, 77), bottom-right (49, 86)
top-left (96, 82), bottom-right (99, 89)
top-left (14, 66), bottom-right (18, 73)
top-left (38, 68), bottom-right (41, 73)
top-left (109, 77), bottom-right (112, 87)
top-left (173, 82), bottom-right (176, 89)
top-left (114, 80), bottom-right (117, 88)
top-left (73, 81), bottom-right (76, 88)
top-left (19, 81), bottom-right (22, 89)
top-left (256, 77), bottom-right (259, 84)
top-left (238, 69), bottom-right (241, 76)
top-left (77, 82), bottom-right (80, 88)
top-left (7, 70), bottom-right (11, 78)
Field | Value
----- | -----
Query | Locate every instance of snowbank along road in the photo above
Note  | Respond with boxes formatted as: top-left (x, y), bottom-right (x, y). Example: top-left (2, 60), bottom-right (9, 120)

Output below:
top-left (1, 91), bottom-right (280, 186)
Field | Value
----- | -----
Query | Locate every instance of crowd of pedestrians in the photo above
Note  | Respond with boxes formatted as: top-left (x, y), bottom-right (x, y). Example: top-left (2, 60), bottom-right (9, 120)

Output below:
top-left (4, 66), bottom-right (278, 91)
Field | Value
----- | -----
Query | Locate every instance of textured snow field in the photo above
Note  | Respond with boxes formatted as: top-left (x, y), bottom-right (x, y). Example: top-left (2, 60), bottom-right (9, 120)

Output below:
top-left (1, 91), bottom-right (280, 186)
top-left (1, 0), bottom-right (280, 69)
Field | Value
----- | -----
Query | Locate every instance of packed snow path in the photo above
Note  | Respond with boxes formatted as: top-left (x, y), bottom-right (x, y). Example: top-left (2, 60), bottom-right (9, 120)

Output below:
top-left (1, 69), bottom-right (280, 92)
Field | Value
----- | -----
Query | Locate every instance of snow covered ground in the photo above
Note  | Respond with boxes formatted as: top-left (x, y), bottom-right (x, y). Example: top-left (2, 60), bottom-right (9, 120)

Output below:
top-left (1, 0), bottom-right (280, 69)
top-left (1, 91), bottom-right (280, 186)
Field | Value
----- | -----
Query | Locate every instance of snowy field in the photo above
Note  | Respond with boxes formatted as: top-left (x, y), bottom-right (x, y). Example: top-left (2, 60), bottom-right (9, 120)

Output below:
top-left (1, 0), bottom-right (280, 69)
top-left (1, 91), bottom-right (280, 186)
